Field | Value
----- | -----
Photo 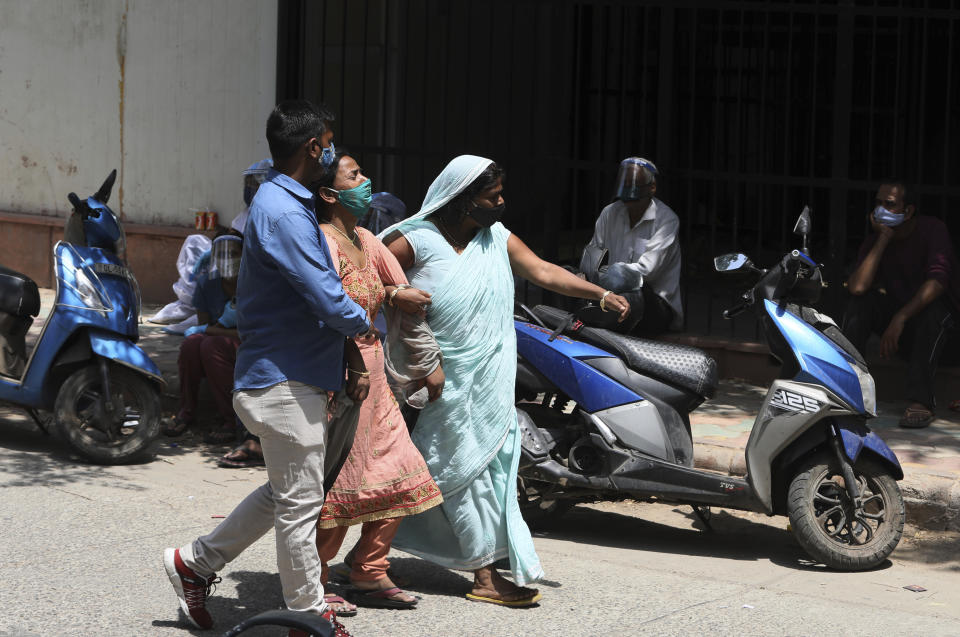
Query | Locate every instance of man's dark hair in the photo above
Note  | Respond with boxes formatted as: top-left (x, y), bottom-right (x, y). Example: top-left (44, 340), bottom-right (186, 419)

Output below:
top-left (266, 100), bottom-right (335, 162)
top-left (877, 178), bottom-right (914, 206)
top-left (434, 162), bottom-right (505, 225)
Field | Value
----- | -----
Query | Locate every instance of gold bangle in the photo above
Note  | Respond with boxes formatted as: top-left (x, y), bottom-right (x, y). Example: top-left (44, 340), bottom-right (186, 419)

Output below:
top-left (600, 290), bottom-right (612, 311)
top-left (347, 368), bottom-right (370, 377)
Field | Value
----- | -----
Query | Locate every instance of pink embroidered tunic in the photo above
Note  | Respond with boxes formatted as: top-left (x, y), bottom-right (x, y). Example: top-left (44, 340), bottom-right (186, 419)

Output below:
top-left (317, 227), bottom-right (442, 527)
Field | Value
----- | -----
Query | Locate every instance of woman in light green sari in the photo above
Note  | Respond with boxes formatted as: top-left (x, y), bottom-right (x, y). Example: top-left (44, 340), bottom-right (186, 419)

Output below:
top-left (382, 155), bottom-right (629, 606)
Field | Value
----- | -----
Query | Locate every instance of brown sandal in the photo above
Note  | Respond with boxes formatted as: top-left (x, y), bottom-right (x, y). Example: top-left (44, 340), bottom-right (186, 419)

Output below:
top-left (161, 415), bottom-right (191, 437)
top-left (217, 444), bottom-right (265, 468)
top-left (204, 425), bottom-right (238, 443)
top-left (899, 406), bottom-right (935, 429)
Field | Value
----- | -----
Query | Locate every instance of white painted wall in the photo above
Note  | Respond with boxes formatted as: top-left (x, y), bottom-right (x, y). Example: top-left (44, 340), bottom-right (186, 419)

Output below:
top-left (0, 0), bottom-right (277, 227)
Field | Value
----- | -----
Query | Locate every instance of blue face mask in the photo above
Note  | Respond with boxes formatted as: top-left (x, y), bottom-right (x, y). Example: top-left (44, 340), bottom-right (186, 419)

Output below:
top-left (330, 179), bottom-right (372, 218)
top-left (873, 205), bottom-right (906, 227)
top-left (320, 142), bottom-right (336, 167)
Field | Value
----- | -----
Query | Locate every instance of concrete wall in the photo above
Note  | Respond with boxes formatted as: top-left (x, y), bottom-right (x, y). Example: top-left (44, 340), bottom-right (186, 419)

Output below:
top-left (0, 0), bottom-right (277, 227)
top-left (0, 0), bottom-right (277, 302)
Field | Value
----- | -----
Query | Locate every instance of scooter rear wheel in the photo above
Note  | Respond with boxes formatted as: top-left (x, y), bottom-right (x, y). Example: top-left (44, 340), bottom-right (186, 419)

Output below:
top-left (55, 364), bottom-right (161, 464)
top-left (787, 452), bottom-right (904, 571)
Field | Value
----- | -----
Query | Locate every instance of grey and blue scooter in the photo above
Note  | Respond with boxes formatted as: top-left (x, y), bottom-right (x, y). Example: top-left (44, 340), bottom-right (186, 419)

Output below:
top-left (514, 209), bottom-right (904, 570)
top-left (0, 170), bottom-right (163, 463)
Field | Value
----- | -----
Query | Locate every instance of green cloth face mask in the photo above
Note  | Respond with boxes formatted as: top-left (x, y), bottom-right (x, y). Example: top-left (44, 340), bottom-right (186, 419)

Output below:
top-left (330, 179), bottom-right (372, 218)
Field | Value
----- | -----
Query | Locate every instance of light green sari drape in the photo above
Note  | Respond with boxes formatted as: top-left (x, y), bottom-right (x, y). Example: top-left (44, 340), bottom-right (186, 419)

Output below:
top-left (380, 155), bottom-right (544, 585)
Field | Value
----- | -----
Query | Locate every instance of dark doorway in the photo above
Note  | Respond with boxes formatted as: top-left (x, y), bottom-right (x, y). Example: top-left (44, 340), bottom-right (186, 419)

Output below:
top-left (278, 0), bottom-right (960, 337)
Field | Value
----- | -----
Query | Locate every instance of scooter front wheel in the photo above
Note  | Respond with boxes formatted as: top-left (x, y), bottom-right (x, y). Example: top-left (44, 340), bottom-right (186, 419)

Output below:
top-left (55, 364), bottom-right (161, 464)
top-left (787, 452), bottom-right (904, 571)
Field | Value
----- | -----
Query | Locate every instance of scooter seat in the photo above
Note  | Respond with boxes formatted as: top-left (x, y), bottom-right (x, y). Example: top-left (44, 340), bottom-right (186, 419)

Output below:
top-left (0, 266), bottom-right (40, 317)
top-left (531, 305), bottom-right (718, 398)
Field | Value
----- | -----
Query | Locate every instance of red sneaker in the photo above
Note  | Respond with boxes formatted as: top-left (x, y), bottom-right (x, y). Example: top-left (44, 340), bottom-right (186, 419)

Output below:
top-left (163, 547), bottom-right (220, 629)
top-left (288, 608), bottom-right (352, 637)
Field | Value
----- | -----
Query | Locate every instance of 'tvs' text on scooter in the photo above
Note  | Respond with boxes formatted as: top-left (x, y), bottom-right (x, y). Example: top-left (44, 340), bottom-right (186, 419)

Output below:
top-left (513, 207), bottom-right (904, 571)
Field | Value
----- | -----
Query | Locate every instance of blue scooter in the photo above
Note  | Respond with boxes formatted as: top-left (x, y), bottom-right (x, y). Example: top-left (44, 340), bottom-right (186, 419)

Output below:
top-left (514, 208), bottom-right (905, 570)
top-left (0, 170), bottom-right (163, 463)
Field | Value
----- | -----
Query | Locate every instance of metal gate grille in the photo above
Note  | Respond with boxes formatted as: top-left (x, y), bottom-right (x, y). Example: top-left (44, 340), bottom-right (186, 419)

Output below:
top-left (279, 0), bottom-right (960, 338)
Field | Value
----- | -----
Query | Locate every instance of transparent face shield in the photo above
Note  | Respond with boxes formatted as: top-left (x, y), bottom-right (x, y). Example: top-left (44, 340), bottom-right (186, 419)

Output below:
top-left (209, 236), bottom-right (243, 279)
top-left (243, 158), bottom-right (273, 206)
top-left (613, 157), bottom-right (658, 202)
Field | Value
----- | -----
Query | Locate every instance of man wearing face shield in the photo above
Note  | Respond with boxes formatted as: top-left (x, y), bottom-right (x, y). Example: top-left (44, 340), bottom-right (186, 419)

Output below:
top-left (161, 234), bottom-right (244, 443)
top-left (580, 157), bottom-right (683, 335)
top-left (845, 179), bottom-right (960, 428)
top-left (231, 158), bottom-right (274, 235)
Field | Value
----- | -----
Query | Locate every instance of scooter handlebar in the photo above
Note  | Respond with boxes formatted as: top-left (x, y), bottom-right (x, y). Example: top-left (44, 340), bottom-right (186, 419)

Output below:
top-left (722, 304), bottom-right (748, 319)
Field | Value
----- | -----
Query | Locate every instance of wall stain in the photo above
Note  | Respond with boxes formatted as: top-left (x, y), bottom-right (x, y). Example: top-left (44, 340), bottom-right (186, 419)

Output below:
top-left (55, 156), bottom-right (78, 176)
top-left (116, 0), bottom-right (128, 220)
top-left (20, 155), bottom-right (37, 168)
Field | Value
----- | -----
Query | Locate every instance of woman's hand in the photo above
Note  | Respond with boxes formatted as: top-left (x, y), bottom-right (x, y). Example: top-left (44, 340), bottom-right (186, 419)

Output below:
top-left (355, 324), bottom-right (381, 346)
top-left (602, 292), bottom-right (631, 323)
top-left (393, 287), bottom-right (432, 317)
top-left (346, 368), bottom-right (370, 403)
top-left (420, 365), bottom-right (445, 402)
top-left (344, 339), bottom-right (370, 403)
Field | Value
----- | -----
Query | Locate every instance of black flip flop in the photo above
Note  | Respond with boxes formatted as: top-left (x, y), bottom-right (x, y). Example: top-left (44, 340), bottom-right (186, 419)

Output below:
top-left (348, 586), bottom-right (418, 610)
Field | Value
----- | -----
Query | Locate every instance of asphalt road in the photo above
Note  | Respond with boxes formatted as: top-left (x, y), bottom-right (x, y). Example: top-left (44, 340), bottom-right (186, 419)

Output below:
top-left (1, 411), bottom-right (959, 637)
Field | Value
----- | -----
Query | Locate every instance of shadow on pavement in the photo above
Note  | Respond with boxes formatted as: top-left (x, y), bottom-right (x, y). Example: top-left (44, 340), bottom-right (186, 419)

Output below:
top-left (536, 503), bottom-right (815, 570)
top-left (369, 557), bottom-right (474, 599)
top-left (0, 412), bottom-right (157, 490)
top-left (152, 571), bottom-right (284, 637)
top-left (893, 529), bottom-right (960, 571)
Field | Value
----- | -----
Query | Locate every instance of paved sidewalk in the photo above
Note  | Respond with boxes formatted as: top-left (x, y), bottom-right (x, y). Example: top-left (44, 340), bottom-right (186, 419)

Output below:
top-left (24, 289), bottom-right (960, 532)
top-left (692, 381), bottom-right (960, 531)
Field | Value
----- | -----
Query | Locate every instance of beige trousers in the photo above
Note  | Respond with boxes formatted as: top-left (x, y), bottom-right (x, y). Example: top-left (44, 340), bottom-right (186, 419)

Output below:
top-left (180, 380), bottom-right (360, 615)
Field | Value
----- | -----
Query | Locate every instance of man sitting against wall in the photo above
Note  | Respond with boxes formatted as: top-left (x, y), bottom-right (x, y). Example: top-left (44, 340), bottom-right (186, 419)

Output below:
top-left (844, 179), bottom-right (960, 428)
top-left (579, 157), bottom-right (683, 335)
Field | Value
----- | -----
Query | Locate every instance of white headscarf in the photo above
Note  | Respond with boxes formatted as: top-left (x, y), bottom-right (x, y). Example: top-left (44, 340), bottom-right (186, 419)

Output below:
top-left (378, 154), bottom-right (493, 241)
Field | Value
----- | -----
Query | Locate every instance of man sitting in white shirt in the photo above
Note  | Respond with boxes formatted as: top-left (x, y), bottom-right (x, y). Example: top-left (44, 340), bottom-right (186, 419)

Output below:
top-left (579, 157), bottom-right (683, 335)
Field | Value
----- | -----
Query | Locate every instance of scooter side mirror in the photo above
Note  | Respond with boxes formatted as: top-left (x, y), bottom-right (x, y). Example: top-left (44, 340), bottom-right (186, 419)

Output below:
top-left (793, 205), bottom-right (812, 252)
top-left (793, 205), bottom-right (811, 236)
top-left (714, 252), bottom-right (753, 273)
top-left (93, 169), bottom-right (118, 205)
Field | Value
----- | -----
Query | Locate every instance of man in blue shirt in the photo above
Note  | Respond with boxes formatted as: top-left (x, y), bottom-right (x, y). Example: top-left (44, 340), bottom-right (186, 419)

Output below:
top-left (164, 101), bottom-right (370, 636)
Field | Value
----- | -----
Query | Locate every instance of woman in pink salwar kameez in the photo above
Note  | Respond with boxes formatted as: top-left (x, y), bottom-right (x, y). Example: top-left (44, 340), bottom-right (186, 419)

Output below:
top-left (313, 151), bottom-right (443, 615)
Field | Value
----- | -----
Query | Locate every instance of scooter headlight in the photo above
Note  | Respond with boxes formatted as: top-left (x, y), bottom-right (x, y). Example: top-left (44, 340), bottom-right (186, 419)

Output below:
top-left (75, 268), bottom-right (107, 310)
top-left (851, 362), bottom-right (877, 417)
top-left (114, 222), bottom-right (128, 263)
